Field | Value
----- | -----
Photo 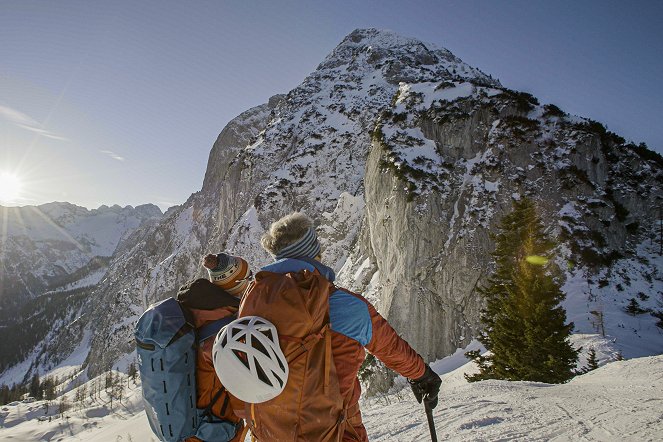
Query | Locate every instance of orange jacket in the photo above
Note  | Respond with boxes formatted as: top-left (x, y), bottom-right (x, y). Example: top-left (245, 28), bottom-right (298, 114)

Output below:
top-left (331, 292), bottom-right (425, 441)
top-left (332, 293), bottom-right (426, 406)
top-left (260, 258), bottom-right (426, 441)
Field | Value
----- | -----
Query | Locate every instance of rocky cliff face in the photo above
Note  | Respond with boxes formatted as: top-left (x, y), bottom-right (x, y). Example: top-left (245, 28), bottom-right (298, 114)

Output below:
top-left (4, 28), bottom-right (661, 383)
top-left (364, 82), bottom-right (662, 360)
top-left (82, 28), bottom-right (501, 375)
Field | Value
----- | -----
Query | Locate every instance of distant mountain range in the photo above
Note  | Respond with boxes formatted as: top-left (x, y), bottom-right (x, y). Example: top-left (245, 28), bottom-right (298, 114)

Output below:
top-left (0, 202), bottom-right (162, 325)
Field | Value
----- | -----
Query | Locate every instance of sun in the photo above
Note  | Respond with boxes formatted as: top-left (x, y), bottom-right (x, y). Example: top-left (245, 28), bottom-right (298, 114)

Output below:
top-left (0, 172), bottom-right (23, 204)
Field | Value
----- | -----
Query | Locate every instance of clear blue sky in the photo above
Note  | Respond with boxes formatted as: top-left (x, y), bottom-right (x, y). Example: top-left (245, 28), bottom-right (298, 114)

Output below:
top-left (1, 0), bottom-right (661, 210)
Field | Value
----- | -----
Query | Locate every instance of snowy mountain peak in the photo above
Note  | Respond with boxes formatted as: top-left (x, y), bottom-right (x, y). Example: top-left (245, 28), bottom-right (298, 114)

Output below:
top-left (316, 28), bottom-right (499, 87)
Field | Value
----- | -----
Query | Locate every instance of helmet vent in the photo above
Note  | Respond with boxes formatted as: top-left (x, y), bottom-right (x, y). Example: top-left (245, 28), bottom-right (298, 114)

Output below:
top-left (260, 329), bottom-right (274, 342)
top-left (255, 361), bottom-right (270, 385)
top-left (252, 336), bottom-right (271, 358)
top-left (233, 349), bottom-right (250, 369)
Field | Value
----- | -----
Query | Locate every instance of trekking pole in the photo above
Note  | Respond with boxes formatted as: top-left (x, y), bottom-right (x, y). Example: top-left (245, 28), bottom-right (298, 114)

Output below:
top-left (424, 402), bottom-right (438, 442)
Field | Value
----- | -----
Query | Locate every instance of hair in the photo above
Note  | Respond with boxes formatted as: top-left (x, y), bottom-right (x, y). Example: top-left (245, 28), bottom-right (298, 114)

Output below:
top-left (261, 212), bottom-right (315, 256)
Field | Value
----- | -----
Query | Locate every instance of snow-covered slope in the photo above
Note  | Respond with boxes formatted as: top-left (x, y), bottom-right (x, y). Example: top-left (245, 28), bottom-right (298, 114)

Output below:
top-left (1, 352), bottom-right (660, 441)
top-left (364, 354), bottom-right (663, 441)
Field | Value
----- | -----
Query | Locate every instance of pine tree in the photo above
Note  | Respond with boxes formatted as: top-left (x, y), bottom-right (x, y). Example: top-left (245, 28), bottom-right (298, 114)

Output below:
top-left (58, 395), bottom-right (69, 416)
top-left (585, 348), bottom-right (600, 372)
top-left (625, 298), bottom-right (646, 315)
top-left (105, 371), bottom-right (112, 391)
top-left (42, 377), bottom-right (56, 401)
top-left (466, 198), bottom-right (579, 383)
top-left (29, 373), bottom-right (41, 399)
top-left (114, 375), bottom-right (125, 405)
top-left (128, 362), bottom-right (137, 385)
top-left (0, 384), bottom-right (9, 405)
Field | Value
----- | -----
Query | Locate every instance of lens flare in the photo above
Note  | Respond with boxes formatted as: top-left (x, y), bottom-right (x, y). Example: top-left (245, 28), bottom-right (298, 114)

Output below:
top-left (525, 255), bottom-right (549, 266)
top-left (0, 172), bottom-right (22, 204)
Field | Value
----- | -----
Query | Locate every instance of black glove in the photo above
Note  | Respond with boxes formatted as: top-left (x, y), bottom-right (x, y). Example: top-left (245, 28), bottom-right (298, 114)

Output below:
top-left (409, 365), bottom-right (442, 409)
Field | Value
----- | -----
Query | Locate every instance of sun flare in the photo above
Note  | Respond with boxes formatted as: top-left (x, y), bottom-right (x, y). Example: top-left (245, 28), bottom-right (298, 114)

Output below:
top-left (0, 172), bottom-right (23, 204)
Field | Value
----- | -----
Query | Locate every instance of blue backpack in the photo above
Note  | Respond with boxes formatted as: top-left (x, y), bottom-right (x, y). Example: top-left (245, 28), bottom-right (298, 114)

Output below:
top-left (135, 297), bottom-right (238, 442)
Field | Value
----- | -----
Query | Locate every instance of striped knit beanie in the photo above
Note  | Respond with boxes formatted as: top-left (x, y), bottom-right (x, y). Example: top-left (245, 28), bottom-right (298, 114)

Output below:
top-left (207, 253), bottom-right (252, 296)
top-left (275, 227), bottom-right (321, 260)
top-left (261, 212), bottom-right (321, 260)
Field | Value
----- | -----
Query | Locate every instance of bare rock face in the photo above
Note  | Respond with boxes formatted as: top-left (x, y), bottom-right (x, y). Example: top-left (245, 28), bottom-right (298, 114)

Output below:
top-left (361, 82), bottom-right (662, 361)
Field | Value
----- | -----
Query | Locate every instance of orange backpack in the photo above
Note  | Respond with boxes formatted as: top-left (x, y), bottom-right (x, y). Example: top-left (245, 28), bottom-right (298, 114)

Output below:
top-left (238, 268), bottom-right (348, 441)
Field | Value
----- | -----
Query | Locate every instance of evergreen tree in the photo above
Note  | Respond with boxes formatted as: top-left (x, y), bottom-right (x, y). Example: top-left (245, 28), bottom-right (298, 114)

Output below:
top-left (42, 377), bottom-right (56, 401)
top-left (113, 375), bottom-right (125, 405)
top-left (105, 371), bottom-right (112, 391)
top-left (585, 348), bottom-right (600, 372)
top-left (29, 373), bottom-right (41, 399)
top-left (466, 198), bottom-right (579, 383)
top-left (0, 384), bottom-right (9, 405)
top-left (625, 298), bottom-right (646, 315)
top-left (58, 395), bottom-right (69, 416)
top-left (127, 362), bottom-right (137, 385)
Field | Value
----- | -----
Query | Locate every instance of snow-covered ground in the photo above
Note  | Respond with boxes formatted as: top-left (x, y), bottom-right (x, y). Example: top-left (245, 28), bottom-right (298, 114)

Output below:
top-left (2, 349), bottom-right (661, 441)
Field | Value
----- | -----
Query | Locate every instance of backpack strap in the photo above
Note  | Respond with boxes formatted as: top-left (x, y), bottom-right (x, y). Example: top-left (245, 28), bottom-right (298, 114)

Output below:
top-left (167, 320), bottom-right (195, 346)
top-left (343, 402), bottom-right (363, 441)
top-left (245, 402), bottom-right (257, 436)
top-left (197, 315), bottom-right (236, 343)
top-left (238, 422), bottom-right (251, 442)
top-left (324, 324), bottom-right (331, 392)
top-left (201, 386), bottom-right (226, 420)
top-left (281, 324), bottom-right (332, 394)
top-left (283, 323), bottom-right (330, 362)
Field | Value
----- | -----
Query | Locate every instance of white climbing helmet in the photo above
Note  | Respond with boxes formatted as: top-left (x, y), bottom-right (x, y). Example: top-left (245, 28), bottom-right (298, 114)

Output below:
top-left (212, 316), bottom-right (289, 403)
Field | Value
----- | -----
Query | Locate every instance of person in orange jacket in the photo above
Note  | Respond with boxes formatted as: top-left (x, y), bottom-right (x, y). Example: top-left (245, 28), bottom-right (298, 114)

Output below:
top-left (178, 252), bottom-right (252, 442)
top-left (259, 212), bottom-right (442, 441)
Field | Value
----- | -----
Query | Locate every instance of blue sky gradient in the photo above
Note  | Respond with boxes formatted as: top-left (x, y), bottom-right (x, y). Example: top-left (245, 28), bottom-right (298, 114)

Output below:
top-left (1, 1), bottom-right (661, 210)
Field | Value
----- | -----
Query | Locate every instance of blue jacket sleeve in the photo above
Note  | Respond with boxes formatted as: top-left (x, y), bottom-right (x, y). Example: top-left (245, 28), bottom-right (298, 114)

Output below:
top-left (328, 289), bottom-right (372, 346)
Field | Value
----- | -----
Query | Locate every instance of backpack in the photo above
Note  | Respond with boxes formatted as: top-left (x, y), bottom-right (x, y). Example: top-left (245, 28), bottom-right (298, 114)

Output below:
top-left (238, 268), bottom-right (348, 441)
top-left (135, 296), bottom-right (238, 442)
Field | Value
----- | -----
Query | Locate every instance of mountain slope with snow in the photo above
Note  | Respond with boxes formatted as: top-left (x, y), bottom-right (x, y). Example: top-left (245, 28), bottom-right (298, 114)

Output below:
top-left (1, 352), bottom-right (660, 441)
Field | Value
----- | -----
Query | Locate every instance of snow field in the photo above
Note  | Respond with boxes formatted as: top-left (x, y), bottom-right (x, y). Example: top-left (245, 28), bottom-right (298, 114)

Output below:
top-left (2, 352), bottom-right (661, 441)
